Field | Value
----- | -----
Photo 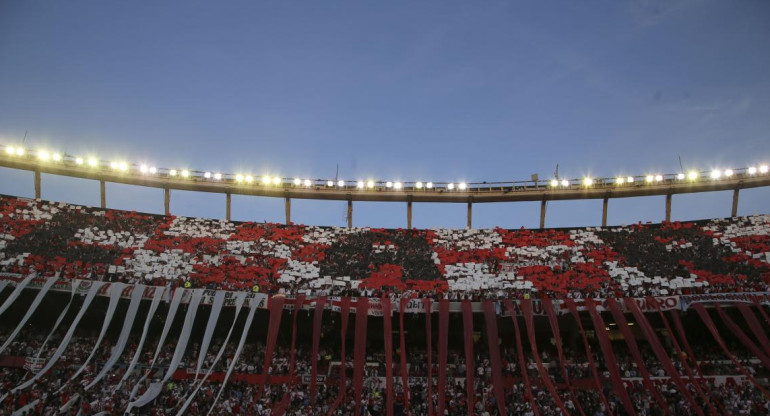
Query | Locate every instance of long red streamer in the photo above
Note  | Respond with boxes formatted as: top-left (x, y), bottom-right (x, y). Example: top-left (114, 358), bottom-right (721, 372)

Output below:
top-left (382, 297), bottom-right (394, 416)
top-left (326, 297), bottom-right (351, 416)
top-left (353, 298), bottom-right (369, 416)
top-left (437, 299), bottom-right (449, 416)
top-left (272, 295), bottom-right (305, 416)
top-left (504, 300), bottom-right (540, 416)
top-left (399, 297), bottom-right (410, 415)
top-left (752, 299), bottom-right (770, 327)
top-left (736, 303), bottom-right (770, 357)
top-left (256, 296), bottom-right (285, 401)
top-left (623, 299), bottom-right (703, 416)
top-left (482, 300), bottom-right (507, 416)
top-left (521, 299), bottom-right (569, 415)
top-left (310, 296), bottom-right (327, 405)
top-left (461, 300), bottom-right (475, 415)
top-left (542, 298), bottom-right (586, 416)
top-left (585, 299), bottom-right (637, 416)
top-left (691, 303), bottom-right (769, 397)
top-left (563, 299), bottom-right (613, 416)
top-left (714, 303), bottom-right (770, 369)
top-left (423, 298), bottom-right (434, 416)
top-left (605, 298), bottom-right (669, 414)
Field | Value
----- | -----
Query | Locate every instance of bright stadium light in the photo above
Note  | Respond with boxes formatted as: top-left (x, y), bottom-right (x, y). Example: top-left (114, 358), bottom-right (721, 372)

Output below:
top-left (149, 166), bottom-right (157, 174)
top-left (38, 150), bottom-right (50, 161)
top-left (426, 182), bottom-right (433, 189)
top-left (272, 177), bottom-right (281, 185)
top-left (458, 182), bottom-right (467, 190)
top-left (118, 162), bottom-right (128, 171)
top-left (677, 173), bottom-right (685, 180)
top-left (655, 174), bottom-right (663, 182)
top-left (213, 173), bottom-right (222, 180)
top-left (236, 174), bottom-right (244, 182)
top-left (748, 166), bottom-right (757, 175)
top-left (204, 172), bottom-right (212, 179)
top-left (262, 176), bottom-right (271, 185)
top-left (415, 181), bottom-right (423, 189)
top-left (110, 161), bottom-right (119, 170)
top-left (551, 179), bottom-right (559, 187)
top-left (447, 183), bottom-right (455, 190)
top-left (169, 169), bottom-right (178, 176)
top-left (710, 169), bottom-right (722, 179)
top-left (4, 147), bottom-right (13, 155)
top-left (561, 179), bottom-right (569, 187)
top-left (357, 181), bottom-right (364, 189)
top-left (181, 170), bottom-right (190, 178)
top-left (52, 153), bottom-right (62, 162)
top-left (333, 180), bottom-right (341, 187)
top-left (88, 158), bottom-right (98, 167)
top-left (367, 180), bottom-right (375, 188)
top-left (327, 180), bottom-right (334, 187)
top-left (583, 178), bottom-right (593, 186)
top-left (687, 171), bottom-right (698, 180)
top-left (303, 179), bottom-right (311, 187)
top-left (75, 157), bottom-right (84, 165)
top-left (15, 147), bottom-right (24, 156)
top-left (394, 182), bottom-right (403, 190)
top-left (645, 175), bottom-right (654, 183)
top-left (246, 175), bottom-right (254, 183)
top-left (615, 177), bottom-right (624, 185)
top-left (760, 165), bottom-right (769, 174)
top-left (293, 178), bottom-right (301, 186)
top-left (724, 169), bottom-right (733, 177)
top-left (627, 176), bottom-right (634, 183)
top-left (140, 164), bottom-right (149, 173)
top-left (386, 181), bottom-right (393, 188)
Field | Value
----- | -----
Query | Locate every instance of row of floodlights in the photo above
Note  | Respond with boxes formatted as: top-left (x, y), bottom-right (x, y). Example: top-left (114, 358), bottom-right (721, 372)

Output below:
top-left (4, 145), bottom-right (769, 191)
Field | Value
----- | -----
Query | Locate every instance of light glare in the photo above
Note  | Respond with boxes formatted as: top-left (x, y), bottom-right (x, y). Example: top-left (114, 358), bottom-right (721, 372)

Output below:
top-left (415, 181), bottom-right (423, 189)
top-left (748, 166), bottom-right (757, 175)
top-left (38, 151), bottom-right (50, 161)
top-left (272, 177), bottom-right (281, 185)
top-left (52, 153), bottom-right (62, 162)
top-left (303, 179), bottom-right (311, 187)
top-left (710, 170), bottom-right (721, 179)
top-left (724, 169), bottom-right (733, 177)
top-left (204, 172), bottom-right (212, 179)
top-left (615, 177), bottom-right (624, 185)
top-left (551, 179), bottom-right (559, 187)
top-left (169, 169), bottom-right (178, 176)
top-left (561, 179), bottom-right (569, 187)
top-left (458, 182), bottom-right (467, 190)
top-left (15, 148), bottom-right (24, 156)
top-left (760, 165), bottom-right (769, 174)
top-left (426, 182), bottom-right (433, 189)
top-left (688, 171), bottom-right (698, 180)
top-left (447, 183), bottom-right (455, 190)
top-left (394, 182), bottom-right (403, 190)
top-left (181, 170), bottom-right (190, 178)
top-left (214, 173), bottom-right (222, 180)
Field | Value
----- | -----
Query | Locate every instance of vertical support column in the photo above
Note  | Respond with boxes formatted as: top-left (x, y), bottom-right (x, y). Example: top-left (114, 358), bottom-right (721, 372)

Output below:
top-left (407, 199), bottom-right (413, 229)
top-left (33, 170), bottom-right (41, 199)
top-left (665, 194), bottom-right (672, 222)
top-left (466, 201), bottom-right (473, 229)
top-left (601, 197), bottom-right (608, 227)
top-left (347, 199), bottom-right (353, 229)
top-left (285, 196), bottom-right (291, 225)
top-left (100, 180), bottom-right (106, 209)
top-left (226, 192), bottom-right (232, 221)
top-left (731, 188), bottom-right (740, 217)
top-left (164, 187), bottom-right (170, 216)
top-left (540, 200), bottom-right (547, 229)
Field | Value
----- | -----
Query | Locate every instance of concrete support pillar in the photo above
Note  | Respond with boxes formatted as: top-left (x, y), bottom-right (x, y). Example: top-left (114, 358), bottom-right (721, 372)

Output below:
top-left (407, 200), bottom-right (413, 229)
top-left (226, 193), bottom-right (232, 221)
top-left (665, 194), bottom-right (672, 222)
top-left (285, 197), bottom-right (291, 225)
top-left (100, 180), bottom-right (106, 209)
top-left (602, 197), bottom-right (608, 227)
top-left (732, 189), bottom-right (740, 217)
top-left (467, 201), bottom-right (473, 229)
top-left (34, 170), bottom-right (41, 199)
top-left (164, 188), bottom-right (170, 216)
top-left (540, 200), bottom-right (547, 229)
top-left (347, 199), bottom-right (353, 229)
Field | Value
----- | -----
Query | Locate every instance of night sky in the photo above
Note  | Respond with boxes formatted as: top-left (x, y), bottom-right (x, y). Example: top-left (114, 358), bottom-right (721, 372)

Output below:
top-left (1, 1), bottom-right (768, 229)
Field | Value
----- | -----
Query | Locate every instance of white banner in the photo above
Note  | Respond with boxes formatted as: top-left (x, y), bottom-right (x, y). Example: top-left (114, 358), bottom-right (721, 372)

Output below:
top-left (196, 290), bottom-right (226, 378)
top-left (117, 287), bottom-right (166, 391)
top-left (0, 276), bottom-right (58, 355)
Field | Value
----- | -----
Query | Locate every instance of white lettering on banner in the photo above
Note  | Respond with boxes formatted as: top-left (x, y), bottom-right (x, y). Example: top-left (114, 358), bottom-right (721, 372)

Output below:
top-left (681, 292), bottom-right (770, 310)
top-left (621, 375), bottom-right (745, 389)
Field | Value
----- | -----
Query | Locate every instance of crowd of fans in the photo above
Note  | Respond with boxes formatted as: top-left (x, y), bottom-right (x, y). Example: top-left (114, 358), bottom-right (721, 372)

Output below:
top-left (1, 195), bottom-right (769, 300)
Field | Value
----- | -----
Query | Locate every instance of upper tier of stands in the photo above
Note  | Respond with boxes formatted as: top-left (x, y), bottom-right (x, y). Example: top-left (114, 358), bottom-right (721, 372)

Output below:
top-left (1, 195), bottom-right (768, 298)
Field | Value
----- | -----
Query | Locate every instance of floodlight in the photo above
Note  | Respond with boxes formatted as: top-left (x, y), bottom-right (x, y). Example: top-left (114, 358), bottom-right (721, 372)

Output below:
top-left (181, 170), bottom-right (190, 178)
top-left (415, 181), bottom-right (423, 189)
top-left (426, 182), bottom-right (433, 189)
top-left (687, 171), bottom-right (698, 180)
top-left (149, 167), bottom-right (157, 174)
top-left (52, 153), bottom-right (62, 162)
top-left (140, 165), bottom-right (149, 173)
top-left (724, 169), bottom-right (733, 177)
top-left (615, 177), bottom-right (624, 185)
top-left (246, 175), bottom-right (254, 183)
top-left (583, 178), bottom-right (593, 186)
top-left (204, 172), bottom-right (212, 179)
top-left (645, 175), bottom-right (654, 183)
top-left (118, 162), bottom-right (128, 171)
top-left (303, 179), bottom-right (311, 187)
top-left (367, 180), bottom-right (374, 188)
top-left (337, 180), bottom-right (344, 187)
top-left (386, 181), bottom-right (393, 188)
top-left (169, 169), bottom-right (178, 176)
top-left (213, 173), bottom-right (222, 180)
top-left (551, 179), bottom-right (559, 187)
top-left (710, 170), bottom-right (721, 179)
top-left (394, 182), bottom-right (403, 190)
top-left (15, 148), bottom-right (24, 156)
top-left (38, 150), bottom-right (50, 161)
top-left (327, 180), bottom-right (334, 187)
top-left (627, 177), bottom-right (634, 183)
top-left (748, 166), bottom-right (757, 175)
top-left (561, 179), bottom-right (569, 187)
top-left (75, 157), bottom-right (84, 165)
top-left (677, 173), bottom-right (685, 180)
top-left (293, 178), bottom-right (301, 186)
top-left (88, 158), bottom-right (98, 167)
top-left (357, 181), bottom-right (364, 189)
top-left (262, 176), bottom-right (271, 185)
top-left (110, 161), bottom-right (119, 170)
top-left (236, 174), bottom-right (244, 182)
top-left (4, 147), bottom-right (13, 155)
top-left (458, 182), bottom-right (467, 190)
top-left (760, 165), bottom-right (769, 174)
top-left (655, 175), bottom-right (663, 182)
top-left (447, 183), bottom-right (455, 190)
top-left (272, 177), bottom-right (281, 185)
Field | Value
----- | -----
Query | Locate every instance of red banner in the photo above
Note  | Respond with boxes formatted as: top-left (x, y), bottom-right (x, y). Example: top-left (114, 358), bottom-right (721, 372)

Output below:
top-left (482, 300), bottom-right (507, 416)
top-left (714, 304), bottom-right (770, 370)
top-left (423, 298), bottom-right (433, 416)
top-left (256, 296), bottom-right (285, 401)
top-left (736, 303), bottom-right (770, 358)
top-left (327, 297), bottom-right (350, 416)
top-left (353, 298), bottom-right (369, 416)
top-left (504, 300), bottom-right (540, 416)
top-left (462, 300), bottom-right (475, 416)
top-left (382, 297), bottom-right (394, 416)
top-left (543, 298), bottom-right (585, 416)
top-left (311, 297), bottom-right (327, 405)
top-left (437, 299), bottom-right (449, 416)
top-left (522, 299), bottom-right (568, 415)
top-left (399, 297), bottom-right (410, 415)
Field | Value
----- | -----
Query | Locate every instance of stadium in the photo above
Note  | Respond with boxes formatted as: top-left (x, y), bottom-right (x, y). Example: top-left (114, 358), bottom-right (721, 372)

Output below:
top-left (1, 146), bottom-right (770, 415)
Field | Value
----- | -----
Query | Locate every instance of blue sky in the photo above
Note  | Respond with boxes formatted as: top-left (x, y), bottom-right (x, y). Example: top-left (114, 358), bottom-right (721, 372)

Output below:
top-left (0, 0), bottom-right (768, 229)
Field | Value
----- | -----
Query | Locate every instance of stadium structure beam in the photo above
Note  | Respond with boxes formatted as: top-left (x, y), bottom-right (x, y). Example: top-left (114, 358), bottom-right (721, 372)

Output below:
top-left (407, 198), bottom-right (413, 229)
top-left (540, 200), bottom-right (547, 229)
top-left (347, 198), bottom-right (353, 229)
top-left (34, 170), bottom-right (41, 199)
top-left (164, 187), bottom-right (170, 216)
top-left (100, 179), bottom-right (106, 209)
top-left (226, 192), bottom-right (232, 221)
top-left (602, 197), bottom-right (608, 227)
top-left (665, 194), bottom-right (672, 222)
top-left (467, 200), bottom-right (472, 229)
top-left (285, 196), bottom-right (291, 225)
top-left (732, 189), bottom-right (740, 217)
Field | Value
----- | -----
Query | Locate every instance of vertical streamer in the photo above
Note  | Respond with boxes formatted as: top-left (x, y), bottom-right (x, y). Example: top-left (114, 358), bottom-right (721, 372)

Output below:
top-left (0, 273), bottom-right (38, 318)
top-left (423, 298), bottom-right (433, 416)
top-left (461, 300), bottom-right (475, 416)
top-left (736, 303), bottom-right (770, 357)
top-left (256, 295), bottom-right (286, 401)
top-left (382, 297), bottom-right (394, 416)
top-left (195, 291), bottom-right (227, 377)
top-left (399, 297), bottom-right (410, 415)
top-left (504, 300), bottom-right (540, 416)
top-left (116, 287), bottom-right (165, 391)
top-left (310, 296), bottom-right (327, 405)
top-left (437, 299), bottom-right (449, 416)
top-left (353, 297), bottom-right (369, 416)
top-left (326, 297), bottom-right (351, 416)
top-left (482, 300), bottom-right (507, 416)
top-left (0, 276), bottom-right (58, 354)
top-left (272, 295), bottom-right (306, 416)
top-left (542, 298), bottom-right (586, 416)
top-left (714, 303), bottom-right (770, 369)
